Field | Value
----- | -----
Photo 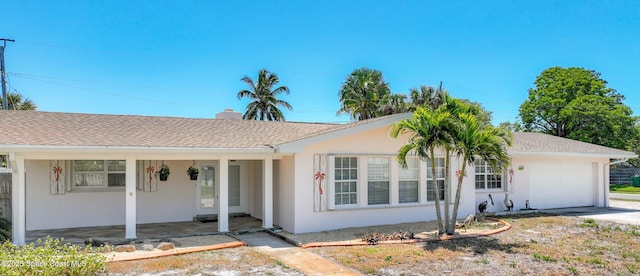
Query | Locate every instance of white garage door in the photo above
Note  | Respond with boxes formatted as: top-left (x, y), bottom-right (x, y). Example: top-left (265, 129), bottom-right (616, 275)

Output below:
top-left (529, 161), bottom-right (594, 209)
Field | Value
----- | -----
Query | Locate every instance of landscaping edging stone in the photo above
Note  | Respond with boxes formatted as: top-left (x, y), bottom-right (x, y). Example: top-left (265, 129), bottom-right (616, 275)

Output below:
top-left (105, 241), bottom-right (246, 263)
top-left (298, 217), bottom-right (512, 249)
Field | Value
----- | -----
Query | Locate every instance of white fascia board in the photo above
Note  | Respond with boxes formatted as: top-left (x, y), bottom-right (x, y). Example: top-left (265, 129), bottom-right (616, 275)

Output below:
top-left (0, 145), bottom-right (275, 160)
top-left (277, 113), bottom-right (412, 153)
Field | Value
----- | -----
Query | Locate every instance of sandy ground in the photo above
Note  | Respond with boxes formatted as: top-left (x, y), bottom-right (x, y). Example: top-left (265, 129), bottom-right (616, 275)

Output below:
top-left (279, 219), bottom-right (499, 245)
top-left (104, 219), bottom-right (500, 261)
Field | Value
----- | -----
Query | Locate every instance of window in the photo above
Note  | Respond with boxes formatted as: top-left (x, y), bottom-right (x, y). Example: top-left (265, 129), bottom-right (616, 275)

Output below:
top-left (73, 160), bottom-right (126, 188)
top-left (368, 158), bottom-right (390, 205)
top-left (398, 158), bottom-right (419, 203)
top-left (426, 158), bottom-right (445, 201)
top-left (334, 157), bottom-right (358, 205)
top-left (475, 159), bottom-right (503, 190)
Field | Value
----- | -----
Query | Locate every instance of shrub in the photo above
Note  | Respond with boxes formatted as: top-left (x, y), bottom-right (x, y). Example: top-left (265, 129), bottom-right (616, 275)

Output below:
top-left (0, 237), bottom-right (106, 275)
top-left (0, 209), bottom-right (10, 243)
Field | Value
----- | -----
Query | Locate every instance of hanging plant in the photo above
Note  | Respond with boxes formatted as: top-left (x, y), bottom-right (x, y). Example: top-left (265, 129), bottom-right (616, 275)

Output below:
top-left (187, 162), bottom-right (199, 181)
top-left (158, 161), bottom-right (170, 181)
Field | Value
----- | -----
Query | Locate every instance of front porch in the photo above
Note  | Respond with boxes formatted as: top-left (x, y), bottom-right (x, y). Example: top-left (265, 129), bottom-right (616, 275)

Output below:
top-left (10, 154), bottom-right (277, 245)
top-left (26, 215), bottom-right (270, 245)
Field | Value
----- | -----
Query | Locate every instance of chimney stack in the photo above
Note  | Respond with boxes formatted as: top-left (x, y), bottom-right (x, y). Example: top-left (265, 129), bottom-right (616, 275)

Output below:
top-left (215, 108), bottom-right (243, 120)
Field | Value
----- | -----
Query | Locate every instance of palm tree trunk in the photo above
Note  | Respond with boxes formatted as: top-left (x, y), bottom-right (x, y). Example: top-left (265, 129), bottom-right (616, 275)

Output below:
top-left (448, 161), bottom-right (467, 234)
top-left (430, 148), bottom-right (444, 234)
top-left (443, 149), bottom-right (451, 234)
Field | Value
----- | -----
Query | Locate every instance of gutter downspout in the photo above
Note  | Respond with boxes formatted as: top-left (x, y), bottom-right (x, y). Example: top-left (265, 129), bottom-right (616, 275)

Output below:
top-left (603, 158), bottom-right (629, 207)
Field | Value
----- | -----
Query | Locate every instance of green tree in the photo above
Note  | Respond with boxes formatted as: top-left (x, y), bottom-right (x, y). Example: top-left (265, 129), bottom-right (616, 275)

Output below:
top-left (498, 121), bottom-right (523, 132)
top-left (409, 84), bottom-right (446, 111)
top-left (0, 92), bottom-right (37, 110)
top-left (448, 112), bottom-right (512, 234)
top-left (338, 68), bottom-right (391, 121)
top-left (391, 106), bottom-right (454, 234)
top-left (563, 95), bottom-right (636, 149)
top-left (630, 120), bottom-right (640, 167)
top-left (392, 93), bottom-right (511, 234)
top-left (237, 69), bottom-right (292, 121)
top-left (519, 66), bottom-right (637, 150)
top-left (379, 93), bottom-right (410, 115)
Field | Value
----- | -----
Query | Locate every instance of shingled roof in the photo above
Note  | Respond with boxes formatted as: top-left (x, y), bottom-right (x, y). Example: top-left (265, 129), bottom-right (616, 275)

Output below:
top-left (0, 111), bottom-right (635, 158)
top-left (510, 132), bottom-right (636, 158)
top-left (0, 110), bottom-right (337, 149)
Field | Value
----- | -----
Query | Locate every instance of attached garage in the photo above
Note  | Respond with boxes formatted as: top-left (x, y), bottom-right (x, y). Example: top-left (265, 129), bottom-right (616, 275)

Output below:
top-left (504, 132), bottom-right (637, 211)
top-left (528, 160), bottom-right (595, 209)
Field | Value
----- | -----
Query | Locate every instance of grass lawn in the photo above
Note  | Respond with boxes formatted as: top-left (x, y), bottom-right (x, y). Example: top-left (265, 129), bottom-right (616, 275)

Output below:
top-left (610, 184), bottom-right (640, 194)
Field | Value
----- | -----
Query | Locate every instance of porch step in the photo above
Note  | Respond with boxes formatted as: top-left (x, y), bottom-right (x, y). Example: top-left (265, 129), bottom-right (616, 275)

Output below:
top-left (194, 213), bottom-right (250, 223)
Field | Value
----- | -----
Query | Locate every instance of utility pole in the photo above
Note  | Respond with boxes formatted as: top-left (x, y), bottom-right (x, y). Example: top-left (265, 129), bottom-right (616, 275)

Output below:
top-left (1, 38), bottom-right (15, 110)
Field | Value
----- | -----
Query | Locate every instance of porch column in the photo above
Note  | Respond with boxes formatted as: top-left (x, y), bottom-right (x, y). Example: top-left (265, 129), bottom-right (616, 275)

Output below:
top-left (218, 157), bottom-right (229, 232)
top-left (602, 162), bottom-right (610, 208)
top-left (125, 156), bottom-right (137, 239)
top-left (10, 153), bottom-right (25, 245)
top-left (263, 156), bottom-right (273, 229)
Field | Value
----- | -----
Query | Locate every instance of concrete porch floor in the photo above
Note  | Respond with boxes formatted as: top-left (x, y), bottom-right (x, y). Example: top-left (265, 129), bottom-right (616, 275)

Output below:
top-left (26, 215), bottom-right (269, 245)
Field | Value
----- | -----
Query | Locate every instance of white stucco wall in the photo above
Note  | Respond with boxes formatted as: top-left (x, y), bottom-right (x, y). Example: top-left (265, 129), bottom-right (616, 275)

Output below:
top-left (289, 126), bottom-right (476, 234)
top-left (275, 156), bottom-right (295, 231)
top-left (26, 160), bottom-right (198, 230)
top-left (250, 161), bottom-right (264, 220)
top-left (137, 160), bottom-right (197, 224)
top-left (26, 160), bottom-right (126, 230)
top-left (476, 156), bottom-right (609, 212)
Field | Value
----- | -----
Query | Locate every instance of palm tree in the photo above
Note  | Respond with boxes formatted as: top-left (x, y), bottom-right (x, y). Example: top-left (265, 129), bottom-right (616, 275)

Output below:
top-left (237, 69), bottom-right (292, 121)
top-left (338, 68), bottom-right (391, 121)
top-left (446, 113), bottom-right (512, 234)
top-left (379, 93), bottom-right (410, 116)
top-left (0, 92), bottom-right (37, 110)
top-left (391, 107), bottom-right (454, 234)
top-left (409, 85), bottom-right (445, 111)
top-left (392, 92), bottom-right (512, 235)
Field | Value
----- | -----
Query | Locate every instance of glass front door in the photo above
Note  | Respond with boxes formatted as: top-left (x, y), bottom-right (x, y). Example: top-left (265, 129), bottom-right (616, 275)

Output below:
top-left (198, 164), bottom-right (216, 213)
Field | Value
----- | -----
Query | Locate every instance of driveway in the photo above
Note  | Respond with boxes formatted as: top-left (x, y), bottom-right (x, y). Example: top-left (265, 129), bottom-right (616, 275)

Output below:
top-left (546, 199), bottom-right (640, 226)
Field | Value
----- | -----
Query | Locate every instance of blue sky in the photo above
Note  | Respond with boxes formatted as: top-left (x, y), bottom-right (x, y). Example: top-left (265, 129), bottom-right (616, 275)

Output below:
top-left (2, 1), bottom-right (639, 124)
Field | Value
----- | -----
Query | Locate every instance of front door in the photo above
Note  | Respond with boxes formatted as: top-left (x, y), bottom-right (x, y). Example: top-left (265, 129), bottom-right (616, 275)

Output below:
top-left (196, 161), bottom-right (248, 215)
top-left (197, 163), bottom-right (216, 214)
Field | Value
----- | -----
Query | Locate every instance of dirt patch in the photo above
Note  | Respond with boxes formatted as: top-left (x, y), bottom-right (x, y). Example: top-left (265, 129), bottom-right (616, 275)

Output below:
top-left (309, 214), bottom-right (640, 275)
top-left (104, 247), bottom-right (303, 275)
top-left (104, 214), bottom-right (640, 275)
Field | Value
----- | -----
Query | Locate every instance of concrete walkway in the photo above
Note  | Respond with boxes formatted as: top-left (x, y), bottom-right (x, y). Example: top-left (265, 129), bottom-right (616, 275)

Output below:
top-left (544, 198), bottom-right (640, 226)
top-left (238, 232), bottom-right (361, 276)
top-left (610, 193), bottom-right (640, 201)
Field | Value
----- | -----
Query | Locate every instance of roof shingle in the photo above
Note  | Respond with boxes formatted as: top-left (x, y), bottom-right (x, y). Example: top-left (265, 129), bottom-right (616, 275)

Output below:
top-left (0, 111), bottom-right (635, 158)
top-left (0, 110), bottom-right (336, 149)
top-left (510, 132), bottom-right (636, 157)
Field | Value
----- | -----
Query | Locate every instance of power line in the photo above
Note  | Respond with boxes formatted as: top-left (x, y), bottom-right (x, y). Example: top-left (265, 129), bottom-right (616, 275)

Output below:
top-left (9, 73), bottom-right (344, 114)
top-left (14, 39), bottom-right (342, 78)
top-left (8, 72), bottom-right (213, 95)
top-left (8, 71), bottom-right (338, 101)
top-left (11, 74), bottom-right (220, 109)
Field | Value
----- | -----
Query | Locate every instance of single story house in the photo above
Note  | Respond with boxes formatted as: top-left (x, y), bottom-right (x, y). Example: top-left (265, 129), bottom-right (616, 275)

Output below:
top-left (1, 109), bottom-right (635, 245)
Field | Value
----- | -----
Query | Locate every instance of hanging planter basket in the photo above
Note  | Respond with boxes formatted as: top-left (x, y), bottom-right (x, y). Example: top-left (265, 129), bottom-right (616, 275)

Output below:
top-left (187, 164), bottom-right (199, 181)
top-left (158, 162), bottom-right (170, 181)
